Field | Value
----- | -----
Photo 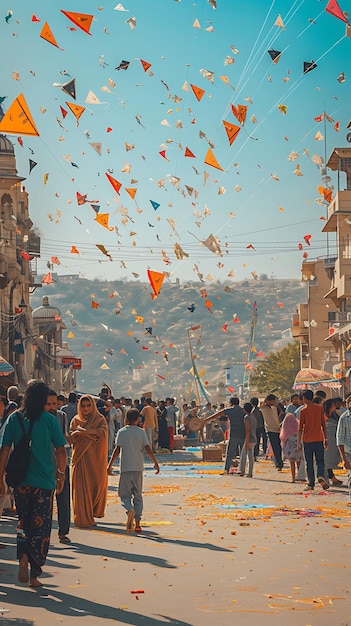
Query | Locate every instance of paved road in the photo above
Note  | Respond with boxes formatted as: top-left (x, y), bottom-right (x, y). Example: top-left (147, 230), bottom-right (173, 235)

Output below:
top-left (0, 451), bottom-right (350, 625)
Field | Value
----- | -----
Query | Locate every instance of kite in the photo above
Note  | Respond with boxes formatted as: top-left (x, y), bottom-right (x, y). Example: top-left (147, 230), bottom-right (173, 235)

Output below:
top-left (0, 94), bottom-right (39, 137)
top-left (61, 79), bottom-right (76, 99)
top-left (147, 270), bottom-right (165, 298)
top-left (318, 186), bottom-right (333, 203)
top-left (200, 69), bottom-right (215, 84)
top-left (274, 14), bottom-right (285, 29)
top-left (231, 104), bottom-right (248, 125)
top-left (29, 159), bottom-right (37, 174)
top-left (188, 303), bottom-right (195, 312)
top-left (268, 49), bottom-right (281, 64)
top-left (204, 148), bottom-right (223, 171)
top-left (60, 10), bottom-right (94, 35)
top-left (115, 59), bottom-right (130, 70)
top-left (91, 300), bottom-right (100, 308)
top-left (96, 243), bottom-right (113, 258)
top-left (192, 233), bottom-right (223, 256)
top-left (222, 120), bottom-right (240, 145)
top-left (174, 243), bottom-right (189, 260)
top-left (278, 104), bottom-right (287, 115)
top-left (150, 200), bottom-right (160, 211)
top-left (85, 91), bottom-right (104, 105)
top-left (159, 150), bottom-right (169, 161)
top-left (190, 84), bottom-right (205, 101)
top-left (140, 59), bottom-right (152, 72)
top-left (40, 22), bottom-right (62, 48)
top-left (184, 147), bottom-right (196, 158)
top-left (303, 61), bottom-right (317, 74)
top-left (126, 16), bottom-right (136, 29)
top-left (65, 101), bottom-right (86, 122)
top-left (105, 173), bottom-right (122, 194)
top-left (125, 188), bottom-right (137, 199)
top-left (71, 246), bottom-right (79, 254)
top-left (115, 3), bottom-right (129, 10)
top-left (89, 142), bottom-right (102, 155)
top-left (325, 0), bottom-right (349, 23)
top-left (95, 214), bottom-right (114, 232)
top-left (42, 272), bottom-right (54, 285)
top-left (5, 10), bottom-right (13, 23)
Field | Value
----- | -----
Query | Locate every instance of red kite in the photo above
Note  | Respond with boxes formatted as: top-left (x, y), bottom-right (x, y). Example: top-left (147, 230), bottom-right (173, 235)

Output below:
top-left (105, 173), bottom-right (122, 195)
top-left (140, 59), bottom-right (151, 72)
top-left (325, 0), bottom-right (349, 23)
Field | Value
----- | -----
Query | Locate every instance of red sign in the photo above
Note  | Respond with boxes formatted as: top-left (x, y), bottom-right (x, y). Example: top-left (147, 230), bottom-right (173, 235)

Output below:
top-left (61, 357), bottom-right (82, 370)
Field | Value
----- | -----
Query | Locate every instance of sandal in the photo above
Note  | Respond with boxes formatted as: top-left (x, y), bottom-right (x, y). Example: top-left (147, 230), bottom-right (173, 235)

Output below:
top-left (135, 519), bottom-right (142, 533)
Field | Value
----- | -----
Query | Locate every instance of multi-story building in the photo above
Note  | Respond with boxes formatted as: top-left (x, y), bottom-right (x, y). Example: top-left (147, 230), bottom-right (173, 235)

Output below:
top-left (292, 146), bottom-right (351, 391)
top-left (0, 133), bottom-right (41, 389)
top-left (321, 147), bottom-right (351, 383)
top-left (291, 257), bottom-right (338, 371)
top-left (0, 133), bottom-right (80, 392)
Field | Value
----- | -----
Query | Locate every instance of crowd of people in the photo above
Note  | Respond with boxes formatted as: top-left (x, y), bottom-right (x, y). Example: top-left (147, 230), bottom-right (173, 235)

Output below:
top-left (213, 390), bottom-right (351, 490)
top-left (0, 380), bottom-right (350, 589)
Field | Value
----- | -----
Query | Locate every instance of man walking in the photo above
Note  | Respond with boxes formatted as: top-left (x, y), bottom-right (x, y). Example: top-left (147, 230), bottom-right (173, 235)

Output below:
top-left (45, 390), bottom-right (72, 543)
top-left (212, 398), bottom-right (245, 474)
top-left (141, 398), bottom-right (158, 450)
top-left (297, 389), bottom-right (329, 491)
top-left (260, 394), bottom-right (284, 470)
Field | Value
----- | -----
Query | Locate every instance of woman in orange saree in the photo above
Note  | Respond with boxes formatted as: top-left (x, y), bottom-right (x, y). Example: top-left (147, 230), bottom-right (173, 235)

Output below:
top-left (70, 395), bottom-right (108, 528)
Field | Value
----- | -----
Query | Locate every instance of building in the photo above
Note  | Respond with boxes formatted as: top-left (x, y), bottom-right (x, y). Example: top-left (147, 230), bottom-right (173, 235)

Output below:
top-left (0, 134), bottom-right (41, 390)
top-left (291, 258), bottom-right (338, 371)
top-left (32, 297), bottom-right (79, 392)
top-left (0, 133), bottom-right (80, 392)
top-left (321, 147), bottom-right (351, 387)
top-left (292, 146), bottom-right (351, 392)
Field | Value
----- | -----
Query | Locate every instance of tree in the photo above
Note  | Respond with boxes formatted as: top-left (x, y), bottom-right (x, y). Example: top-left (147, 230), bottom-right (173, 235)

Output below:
top-left (249, 341), bottom-right (300, 397)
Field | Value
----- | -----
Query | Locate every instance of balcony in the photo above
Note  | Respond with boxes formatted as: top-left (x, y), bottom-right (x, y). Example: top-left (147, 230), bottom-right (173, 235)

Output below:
top-left (328, 311), bottom-right (351, 327)
top-left (27, 233), bottom-right (40, 258)
top-left (322, 190), bottom-right (351, 233)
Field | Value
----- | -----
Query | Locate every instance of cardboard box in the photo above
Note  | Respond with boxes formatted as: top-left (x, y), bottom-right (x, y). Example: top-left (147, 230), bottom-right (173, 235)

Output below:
top-left (202, 447), bottom-right (223, 461)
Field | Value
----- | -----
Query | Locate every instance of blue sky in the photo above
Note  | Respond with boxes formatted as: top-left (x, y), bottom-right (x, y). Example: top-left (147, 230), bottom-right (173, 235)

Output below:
top-left (1, 0), bottom-right (350, 284)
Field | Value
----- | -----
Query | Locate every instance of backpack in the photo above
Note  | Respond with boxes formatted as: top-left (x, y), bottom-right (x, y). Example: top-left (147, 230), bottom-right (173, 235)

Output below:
top-left (6, 413), bottom-right (34, 488)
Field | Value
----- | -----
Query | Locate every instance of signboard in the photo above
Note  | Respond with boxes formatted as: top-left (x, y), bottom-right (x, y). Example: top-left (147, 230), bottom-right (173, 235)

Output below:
top-left (61, 357), bottom-right (82, 370)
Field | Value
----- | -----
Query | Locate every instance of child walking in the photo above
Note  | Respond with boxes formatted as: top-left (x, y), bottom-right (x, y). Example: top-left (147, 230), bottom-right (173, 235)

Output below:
top-left (107, 408), bottom-right (159, 533)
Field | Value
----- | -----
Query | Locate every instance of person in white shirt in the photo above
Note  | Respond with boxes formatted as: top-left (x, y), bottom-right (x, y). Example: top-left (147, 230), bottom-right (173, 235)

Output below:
top-left (107, 409), bottom-right (159, 533)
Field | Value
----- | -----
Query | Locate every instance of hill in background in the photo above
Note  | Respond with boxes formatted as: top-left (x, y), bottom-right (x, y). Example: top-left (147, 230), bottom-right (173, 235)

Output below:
top-left (31, 275), bottom-right (305, 403)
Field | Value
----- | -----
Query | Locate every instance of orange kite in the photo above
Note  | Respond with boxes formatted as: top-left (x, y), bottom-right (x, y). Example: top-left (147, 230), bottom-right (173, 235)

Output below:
top-left (0, 94), bottom-right (39, 137)
top-left (60, 10), bottom-right (94, 35)
top-left (147, 270), bottom-right (165, 298)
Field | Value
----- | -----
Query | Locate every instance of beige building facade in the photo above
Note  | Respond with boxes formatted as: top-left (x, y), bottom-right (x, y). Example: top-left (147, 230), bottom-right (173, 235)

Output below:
top-left (292, 147), bottom-right (351, 393)
top-left (0, 134), bottom-right (79, 393)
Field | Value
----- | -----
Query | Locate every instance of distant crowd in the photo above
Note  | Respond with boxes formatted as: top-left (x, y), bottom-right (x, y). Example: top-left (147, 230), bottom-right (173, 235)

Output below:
top-left (0, 381), bottom-right (350, 588)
